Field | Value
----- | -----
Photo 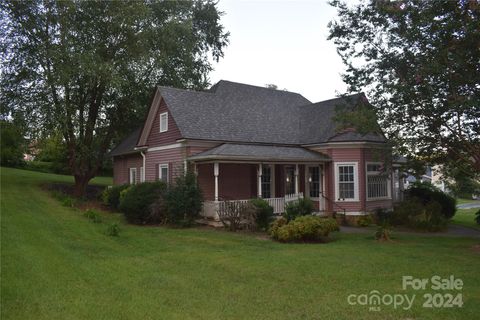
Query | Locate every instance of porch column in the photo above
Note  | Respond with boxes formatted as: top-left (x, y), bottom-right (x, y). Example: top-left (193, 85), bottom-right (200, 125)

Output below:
top-left (214, 162), bottom-right (219, 201)
top-left (258, 163), bottom-right (263, 198)
top-left (294, 164), bottom-right (299, 194)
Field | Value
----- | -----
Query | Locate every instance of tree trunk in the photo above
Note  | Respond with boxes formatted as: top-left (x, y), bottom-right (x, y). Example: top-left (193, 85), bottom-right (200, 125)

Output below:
top-left (73, 174), bottom-right (91, 198)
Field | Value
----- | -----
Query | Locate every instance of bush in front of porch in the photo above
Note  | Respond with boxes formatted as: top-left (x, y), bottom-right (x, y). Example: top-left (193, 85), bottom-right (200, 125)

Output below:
top-left (283, 198), bottom-right (315, 221)
top-left (270, 215), bottom-right (339, 243)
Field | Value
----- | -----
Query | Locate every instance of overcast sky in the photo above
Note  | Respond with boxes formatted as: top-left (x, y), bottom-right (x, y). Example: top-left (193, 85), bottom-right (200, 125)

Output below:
top-left (209, 0), bottom-right (348, 103)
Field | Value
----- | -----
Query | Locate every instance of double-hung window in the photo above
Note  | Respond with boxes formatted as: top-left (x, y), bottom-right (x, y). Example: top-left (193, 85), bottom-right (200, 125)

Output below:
top-left (129, 168), bottom-right (137, 185)
top-left (366, 163), bottom-right (390, 199)
top-left (158, 164), bottom-right (169, 182)
top-left (159, 112), bottom-right (168, 132)
top-left (335, 162), bottom-right (358, 201)
top-left (261, 165), bottom-right (272, 198)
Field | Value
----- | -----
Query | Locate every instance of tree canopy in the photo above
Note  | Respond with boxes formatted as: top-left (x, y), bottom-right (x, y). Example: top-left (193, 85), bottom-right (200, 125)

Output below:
top-left (0, 0), bottom-right (229, 195)
top-left (328, 0), bottom-right (480, 177)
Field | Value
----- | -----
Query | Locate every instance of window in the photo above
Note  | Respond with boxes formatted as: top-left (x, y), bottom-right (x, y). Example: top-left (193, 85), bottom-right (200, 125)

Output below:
top-left (159, 112), bottom-right (168, 132)
top-left (261, 165), bottom-right (272, 198)
top-left (367, 163), bottom-right (390, 199)
top-left (129, 168), bottom-right (137, 185)
top-left (285, 166), bottom-right (295, 195)
top-left (308, 166), bottom-right (320, 198)
top-left (335, 162), bottom-right (358, 201)
top-left (159, 164), bottom-right (169, 182)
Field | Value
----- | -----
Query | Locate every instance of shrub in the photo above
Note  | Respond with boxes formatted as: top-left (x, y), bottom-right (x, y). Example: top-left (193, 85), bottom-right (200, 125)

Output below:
top-left (249, 198), bottom-right (274, 230)
top-left (119, 181), bottom-right (167, 224)
top-left (475, 209), bottom-right (480, 225)
top-left (283, 198), bottom-right (315, 221)
top-left (406, 183), bottom-right (456, 219)
top-left (84, 209), bottom-right (102, 223)
top-left (375, 225), bottom-right (392, 241)
top-left (269, 217), bottom-right (288, 236)
top-left (106, 223), bottom-right (120, 237)
top-left (102, 184), bottom-right (130, 210)
top-left (357, 215), bottom-right (373, 227)
top-left (270, 216), bottom-right (339, 242)
top-left (218, 201), bottom-right (256, 231)
top-left (164, 171), bottom-right (203, 226)
top-left (392, 198), bottom-right (447, 231)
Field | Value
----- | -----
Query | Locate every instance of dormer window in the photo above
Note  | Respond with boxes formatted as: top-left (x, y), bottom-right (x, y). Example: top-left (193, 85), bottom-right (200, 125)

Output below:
top-left (159, 112), bottom-right (168, 132)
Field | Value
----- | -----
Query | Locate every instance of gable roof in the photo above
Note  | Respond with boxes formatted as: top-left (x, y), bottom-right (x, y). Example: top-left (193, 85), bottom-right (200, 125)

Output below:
top-left (153, 80), bottom-right (311, 145)
top-left (114, 80), bottom-right (386, 156)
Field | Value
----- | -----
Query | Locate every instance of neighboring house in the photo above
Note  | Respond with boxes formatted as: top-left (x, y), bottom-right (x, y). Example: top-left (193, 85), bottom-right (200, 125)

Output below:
top-left (111, 80), bottom-right (402, 219)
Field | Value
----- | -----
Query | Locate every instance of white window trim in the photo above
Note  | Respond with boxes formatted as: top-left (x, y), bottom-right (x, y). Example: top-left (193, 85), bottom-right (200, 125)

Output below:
top-left (159, 112), bottom-right (168, 133)
top-left (366, 162), bottom-right (391, 201)
top-left (129, 167), bottom-right (137, 185)
top-left (334, 162), bottom-right (359, 202)
top-left (159, 164), bottom-right (169, 182)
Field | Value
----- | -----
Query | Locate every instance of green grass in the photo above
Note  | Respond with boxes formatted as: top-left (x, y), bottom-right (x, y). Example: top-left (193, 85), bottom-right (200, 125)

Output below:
top-left (452, 208), bottom-right (480, 230)
top-left (1, 167), bottom-right (479, 320)
top-left (456, 198), bottom-right (478, 205)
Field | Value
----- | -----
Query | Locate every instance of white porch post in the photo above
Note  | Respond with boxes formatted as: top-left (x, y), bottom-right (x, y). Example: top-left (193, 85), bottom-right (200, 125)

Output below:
top-left (214, 162), bottom-right (219, 201)
top-left (258, 163), bottom-right (263, 198)
top-left (193, 163), bottom-right (198, 176)
top-left (294, 164), bottom-right (299, 194)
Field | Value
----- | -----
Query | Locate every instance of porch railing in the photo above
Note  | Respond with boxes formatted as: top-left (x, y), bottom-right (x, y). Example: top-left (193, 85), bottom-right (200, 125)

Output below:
top-left (202, 193), bottom-right (305, 220)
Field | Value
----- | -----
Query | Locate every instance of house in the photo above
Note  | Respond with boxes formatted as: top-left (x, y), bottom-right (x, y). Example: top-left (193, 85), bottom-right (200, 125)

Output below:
top-left (110, 80), bottom-right (403, 220)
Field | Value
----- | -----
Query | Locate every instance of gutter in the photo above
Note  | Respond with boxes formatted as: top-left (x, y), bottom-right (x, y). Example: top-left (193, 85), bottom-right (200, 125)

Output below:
top-left (134, 146), bottom-right (148, 183)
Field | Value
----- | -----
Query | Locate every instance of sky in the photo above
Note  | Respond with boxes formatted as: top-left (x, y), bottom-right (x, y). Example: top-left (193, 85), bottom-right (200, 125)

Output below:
top-left (209, 0), bottom-right (348, 103)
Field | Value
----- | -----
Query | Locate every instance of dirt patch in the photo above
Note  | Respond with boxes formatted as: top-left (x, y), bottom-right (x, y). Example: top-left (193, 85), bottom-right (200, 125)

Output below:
top-left (471, 244), bottom-right (480, 254)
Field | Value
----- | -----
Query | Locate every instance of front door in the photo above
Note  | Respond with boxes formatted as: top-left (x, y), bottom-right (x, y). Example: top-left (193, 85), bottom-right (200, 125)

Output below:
top-left (306, 165), bottom-right (325, 211)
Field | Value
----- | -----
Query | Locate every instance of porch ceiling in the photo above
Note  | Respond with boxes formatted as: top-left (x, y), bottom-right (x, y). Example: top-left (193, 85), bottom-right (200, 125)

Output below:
top-left (188, 143), bottom-right (330, 163)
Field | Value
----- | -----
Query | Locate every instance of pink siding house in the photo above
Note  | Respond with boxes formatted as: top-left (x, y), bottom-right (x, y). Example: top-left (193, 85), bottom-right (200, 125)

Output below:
top-left (110, 80), bottom-right (403, 219)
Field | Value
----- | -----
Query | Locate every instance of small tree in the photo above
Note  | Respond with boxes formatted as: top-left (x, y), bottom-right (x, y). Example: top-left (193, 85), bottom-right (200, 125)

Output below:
top-left (0, 120), bottom-right (25, 167)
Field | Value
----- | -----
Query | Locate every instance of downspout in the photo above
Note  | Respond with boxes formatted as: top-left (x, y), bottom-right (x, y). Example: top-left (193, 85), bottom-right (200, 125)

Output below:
top-left (140, 151), bottom-right (146, 182)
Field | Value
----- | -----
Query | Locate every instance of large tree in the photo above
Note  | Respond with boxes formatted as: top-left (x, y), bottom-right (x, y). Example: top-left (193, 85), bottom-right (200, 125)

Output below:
top-left (328, 0), bottom-right (480, 177)
top-left (0, 0), bottom-right (228, 195)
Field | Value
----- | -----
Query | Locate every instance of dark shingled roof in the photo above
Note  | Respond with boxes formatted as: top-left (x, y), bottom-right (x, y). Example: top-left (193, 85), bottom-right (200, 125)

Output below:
top-left (158, 80), bottom-right (311, 144)
top-left (109, 127), bottom-right (142, 157)
top-left (188, 143), bottom-right (330, 162)
top-left (111, 80), bottom-right (386, 156)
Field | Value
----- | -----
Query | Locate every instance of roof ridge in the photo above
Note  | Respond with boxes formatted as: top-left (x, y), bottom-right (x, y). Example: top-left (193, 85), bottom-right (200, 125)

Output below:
top-left (213, 80), bottom-right (309, 99)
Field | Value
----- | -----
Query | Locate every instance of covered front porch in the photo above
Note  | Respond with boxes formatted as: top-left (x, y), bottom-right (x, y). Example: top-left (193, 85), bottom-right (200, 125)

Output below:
top-left (188, 144), bottom-right (330, 220)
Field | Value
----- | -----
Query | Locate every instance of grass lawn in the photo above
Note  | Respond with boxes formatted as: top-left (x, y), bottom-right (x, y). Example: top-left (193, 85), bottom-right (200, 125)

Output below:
top-left (452, 208), bottom-right (480, 230)
top-left (1, 167), bottom-right (479, 320)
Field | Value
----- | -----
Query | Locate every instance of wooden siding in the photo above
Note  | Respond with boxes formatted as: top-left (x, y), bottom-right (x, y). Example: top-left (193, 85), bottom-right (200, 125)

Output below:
top-left (146, 98), bottom-right (182, 146)
top-left (145, 148), bottom-right (185, 182)
top-left (311, 146), bottom-right (393, 213)
top-left (113, 154), bottom-right (143, 185)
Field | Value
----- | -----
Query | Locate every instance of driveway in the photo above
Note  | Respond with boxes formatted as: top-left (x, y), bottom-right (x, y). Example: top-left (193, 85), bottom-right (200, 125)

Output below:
top-left (457, 201), bottom-right (480, 209)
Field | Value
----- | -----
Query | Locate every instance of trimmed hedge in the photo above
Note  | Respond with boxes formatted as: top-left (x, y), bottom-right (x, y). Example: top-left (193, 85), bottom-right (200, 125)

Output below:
top-left (270, 215), bottom-right (339, 242)
top-left (119, 181), bottom-right (167, 224)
